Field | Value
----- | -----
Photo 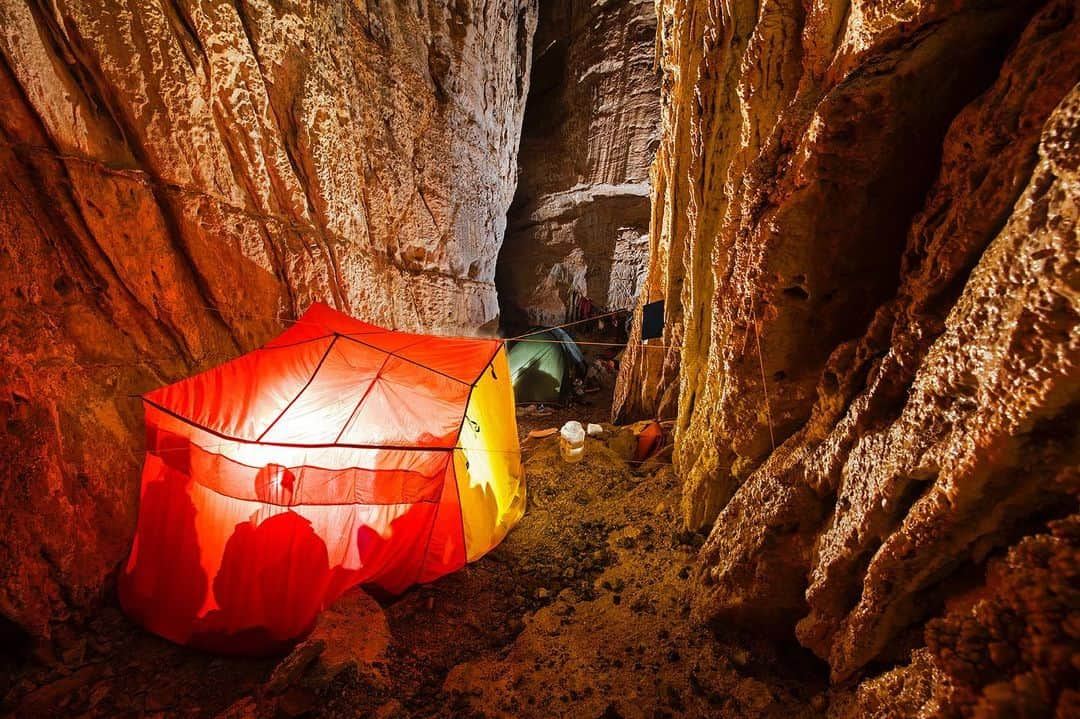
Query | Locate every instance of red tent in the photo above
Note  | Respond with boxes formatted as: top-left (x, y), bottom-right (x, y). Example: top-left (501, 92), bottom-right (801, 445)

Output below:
top-left (119, 303), bottom-right (525, 654)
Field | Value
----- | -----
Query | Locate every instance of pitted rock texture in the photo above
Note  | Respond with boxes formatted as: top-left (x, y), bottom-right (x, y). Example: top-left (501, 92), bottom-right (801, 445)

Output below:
top-left (615, 0), bottom-right (1079, 688)
top-left (496, 0), bottom-right (659, 328)
top-left (922, 515), bottom-right (1080, 718)
top-left (0, 0), bottom-right (536, 637)
top-left (831, 515), bottom-right (1080, 718)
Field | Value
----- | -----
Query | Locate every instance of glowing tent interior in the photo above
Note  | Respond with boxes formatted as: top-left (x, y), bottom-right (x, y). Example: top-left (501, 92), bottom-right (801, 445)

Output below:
top-left (118, 303), bottom-right (525, 655)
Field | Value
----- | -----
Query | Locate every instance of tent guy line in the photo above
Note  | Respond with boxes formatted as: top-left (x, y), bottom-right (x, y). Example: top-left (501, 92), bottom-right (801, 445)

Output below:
top-left (20, 304), bottom-right (678, 369)
top-left (82, 335), bottom-right (678, 375)
top-left (68, 330), bottom-right (677, 373)
top-left (511, 338), bottom-right (678, 350)
top-left (136, 435), bottom-right (680, 468)
top-left (509, 309), bottom-right (628, 339)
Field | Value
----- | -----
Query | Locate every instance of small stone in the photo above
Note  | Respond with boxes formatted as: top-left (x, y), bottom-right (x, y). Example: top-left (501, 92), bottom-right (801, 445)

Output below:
top-left (30, 642), bottom-right (59, 668)
top-left (536, 587), bottom-right (551, 600)
top-left (87, 681), bottom-right (111, 709)
top-left (113, 692), bottom-right (136, 713)
top-left (373, 698), bottom-right (408, 719)
top-left (276, 686), bottom-right (317, 717)
top-left (665, 683), bottom-right (684, 710)
top-left (145, 683), bottom-right (178, 711)
top-left (60, 638), bottom-right (87, 667)
top-left (988, 641), bottom-right (1018, 667)
top-left (600, 702), bottom-right (623, 719)
top-left (304, 590), bottom-right (390, 686)
top-left (266, 640), bottom-right (326, 695)
top-left (213, 696), bottom-right (257, 719)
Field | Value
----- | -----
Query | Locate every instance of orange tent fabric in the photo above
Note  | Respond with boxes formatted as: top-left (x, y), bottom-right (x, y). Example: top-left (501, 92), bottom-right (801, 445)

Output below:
top-left (119, 303), bottom-right (525, 654)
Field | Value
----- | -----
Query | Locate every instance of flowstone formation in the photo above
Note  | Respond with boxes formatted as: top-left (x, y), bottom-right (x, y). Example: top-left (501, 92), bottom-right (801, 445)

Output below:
top-left (0, 0), bottom-right (536, 637)
top-left (614, 0), bottom-right (1080, 707)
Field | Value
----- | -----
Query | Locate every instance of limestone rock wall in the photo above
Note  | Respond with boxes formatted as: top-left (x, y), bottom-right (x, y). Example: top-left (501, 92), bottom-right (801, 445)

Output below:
top-left (616, 0), bottom-right (1079, 691)
top-left (496, 0), bottom-right (660, 328)
top-left (0, 0), bottom-right (536, 637)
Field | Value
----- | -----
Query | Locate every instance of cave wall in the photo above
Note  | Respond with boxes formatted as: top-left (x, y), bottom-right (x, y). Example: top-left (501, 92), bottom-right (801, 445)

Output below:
top-left (615, 0), bottom-right (1079, 698)
top-left (496, 0), bottom-right (660, 328)
top-left (0, 0), bottom-right (537, 637)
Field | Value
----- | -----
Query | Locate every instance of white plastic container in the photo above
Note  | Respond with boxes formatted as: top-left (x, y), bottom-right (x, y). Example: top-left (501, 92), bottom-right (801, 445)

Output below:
top-left (559, 421), bottom-right (586, 463)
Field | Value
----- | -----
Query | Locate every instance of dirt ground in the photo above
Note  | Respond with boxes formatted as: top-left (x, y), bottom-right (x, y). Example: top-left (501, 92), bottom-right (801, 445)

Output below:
top-left (1, 388), bottom-right (829, 719)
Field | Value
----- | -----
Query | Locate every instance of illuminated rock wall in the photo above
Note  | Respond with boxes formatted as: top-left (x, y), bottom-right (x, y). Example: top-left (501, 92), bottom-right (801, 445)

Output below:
top-left (0, 0), bottom-right (536, 636)
top-left (616, 0), bottom-right (1079, 703)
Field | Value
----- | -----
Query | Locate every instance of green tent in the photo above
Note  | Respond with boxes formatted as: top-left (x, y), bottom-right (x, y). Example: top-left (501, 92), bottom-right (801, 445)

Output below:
top-left (507, 328), bottom-right (585, 404)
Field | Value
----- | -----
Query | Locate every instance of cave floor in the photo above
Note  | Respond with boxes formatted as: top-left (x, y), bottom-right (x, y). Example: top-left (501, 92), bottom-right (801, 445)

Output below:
top-left (3, 396), bottom-right (827, 719)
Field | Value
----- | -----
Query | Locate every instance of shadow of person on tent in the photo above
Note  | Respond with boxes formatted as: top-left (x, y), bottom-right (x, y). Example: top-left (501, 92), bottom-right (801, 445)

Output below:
top-left (118, 450), bottom-right (209, 647)
top-left (513, 356), bottom-right (562, 404)
top-left (355, 498), bottom-right (450, 599)
top-left (190, 465), bottom-right (331, 656)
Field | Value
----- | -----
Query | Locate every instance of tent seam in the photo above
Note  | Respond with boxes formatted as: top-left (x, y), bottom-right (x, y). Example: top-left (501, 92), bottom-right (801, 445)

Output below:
top-left (450, 350), bottom-right (501, 563)
top-left (142, 399), bottom-right (457, 451)
top-left (188, 478), bottom-right (443, 508)
top-left (331, 336), bottom-right (430, 445)
top-left (413, 454), bottom-right (452, 586)
top-left (339, 332), bottom-right (492, 384)
top-left (256, 336), bottom-right (340, 441)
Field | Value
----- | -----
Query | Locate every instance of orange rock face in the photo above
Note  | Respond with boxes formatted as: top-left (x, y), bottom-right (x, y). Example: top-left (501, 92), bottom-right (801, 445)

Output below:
top-left (0, 0), bottom-right (536, 636)
top-left (616, 0), bottom-right (1079, 692)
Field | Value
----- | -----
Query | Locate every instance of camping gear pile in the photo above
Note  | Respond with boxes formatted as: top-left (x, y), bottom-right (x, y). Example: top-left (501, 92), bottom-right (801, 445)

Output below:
top-left (524, 419), bottom-right (671, 468)
top-left (119, 303), bottom-right (526, 655)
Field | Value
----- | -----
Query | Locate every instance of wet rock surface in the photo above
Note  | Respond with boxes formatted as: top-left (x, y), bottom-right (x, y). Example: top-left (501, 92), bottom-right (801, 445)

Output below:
top-left (0, 0), bottom-right (536, 636)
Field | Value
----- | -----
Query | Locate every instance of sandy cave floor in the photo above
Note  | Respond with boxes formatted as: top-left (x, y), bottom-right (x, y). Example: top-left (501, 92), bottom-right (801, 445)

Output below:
top-left (1, 394), bottom-right (830, 719)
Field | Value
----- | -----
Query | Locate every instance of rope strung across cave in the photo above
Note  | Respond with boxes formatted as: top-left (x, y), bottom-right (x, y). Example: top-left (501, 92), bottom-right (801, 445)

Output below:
top-left (509, 309), bottom-right (628, 339)
top-left (137, 436), bottom-right (679, 468)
